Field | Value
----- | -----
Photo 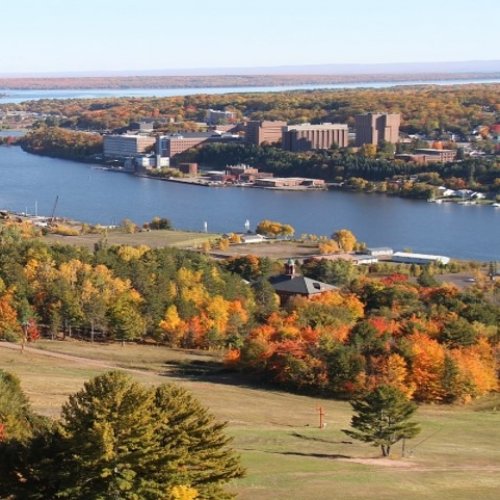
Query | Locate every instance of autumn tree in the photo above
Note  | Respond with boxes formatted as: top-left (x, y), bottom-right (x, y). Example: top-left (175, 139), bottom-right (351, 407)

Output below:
top-left (146, 216), bottom-right (172, 230)
top-left (332, 229), bottom-right (357, 252)
top-left (256, 219), bottom-right (295, 238)
top-left (343, 385), bottom-right (420, 457)
top-left (0, 287), bottom-right (21, 342)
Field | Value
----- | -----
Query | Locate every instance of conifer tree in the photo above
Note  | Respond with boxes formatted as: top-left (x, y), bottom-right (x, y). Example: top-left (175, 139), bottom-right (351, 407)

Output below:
top-left (150, 383), bottom-right (244, 499)
top-left (343, 385), bottom-right (420, 457)
top-left (0, 370), bottom-right (39, 442)
top-left (58, 371), bottom-right (157, 499)
top-left (1, 371), bottom-right (243, 499)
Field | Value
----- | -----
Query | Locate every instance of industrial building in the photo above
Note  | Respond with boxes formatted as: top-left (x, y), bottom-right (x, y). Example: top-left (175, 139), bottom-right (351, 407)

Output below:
top-left (282, 123), bottom-right (349, 151)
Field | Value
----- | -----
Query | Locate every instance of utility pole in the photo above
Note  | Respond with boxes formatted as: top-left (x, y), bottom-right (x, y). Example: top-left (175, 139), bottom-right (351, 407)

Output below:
top-left (317, 406), bottom-right (325, 429)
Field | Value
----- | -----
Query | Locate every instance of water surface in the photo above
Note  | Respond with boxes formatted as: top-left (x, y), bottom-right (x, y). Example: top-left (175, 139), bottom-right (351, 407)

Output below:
top-left (1, 78), bottom-right (499, 104)
top-left (0, 146), bottom-right (498, 261)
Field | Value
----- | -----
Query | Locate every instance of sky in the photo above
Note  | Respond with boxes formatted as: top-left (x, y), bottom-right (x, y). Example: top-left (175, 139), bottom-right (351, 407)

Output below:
top-left (1, 0), bottom-right (499, 75)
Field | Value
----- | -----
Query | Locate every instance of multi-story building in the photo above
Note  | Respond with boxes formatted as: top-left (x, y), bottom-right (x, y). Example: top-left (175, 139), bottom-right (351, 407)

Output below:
top-left (355, 113), bottom-right (400, 146)
top-left (157, 132), bottom-right (241, 159)
top-left (414, 148), bottom-right (457, 162)
top-left (282, 123), bottom-right (349, 151)
top-left (157, 133), bottom-right (212, 158)
top-left (245, 120), bottom-right (287, 146)
top-left (103, 134), bottom-right (156, 159)
top-left (205, 109), bottom-right (237, 125)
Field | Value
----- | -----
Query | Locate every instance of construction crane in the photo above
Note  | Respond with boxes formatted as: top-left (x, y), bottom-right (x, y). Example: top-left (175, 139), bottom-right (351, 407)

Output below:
top-left (49, 195), bottom-right (59, 226)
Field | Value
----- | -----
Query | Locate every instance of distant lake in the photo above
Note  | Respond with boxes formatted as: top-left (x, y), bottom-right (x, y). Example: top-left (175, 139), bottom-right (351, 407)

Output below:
top-left (0, 146), bottom-right (499, 261)
top-left (1, 78), bottom-right (499, 104)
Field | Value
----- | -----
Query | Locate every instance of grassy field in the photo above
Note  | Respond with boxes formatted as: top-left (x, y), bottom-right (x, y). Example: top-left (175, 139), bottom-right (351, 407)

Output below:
top-left (44, 228), bottom-right (218, 250)
top-left (1, 340), bottom-right (499, 499)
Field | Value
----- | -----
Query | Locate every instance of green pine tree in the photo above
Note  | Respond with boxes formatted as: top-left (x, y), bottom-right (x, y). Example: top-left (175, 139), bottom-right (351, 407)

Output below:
top-left (343, 385), bottom-right (420, 457)
top-left (1, 371), bottom-right (244, 499)
top-left (0, 370), bottom-right (39, 442)
top-left (58, 371), bottom-right (156, 499)
top-left (0, 370), bottom-right (52, 498)
top-left (149, 383), bottom-right (244, 499)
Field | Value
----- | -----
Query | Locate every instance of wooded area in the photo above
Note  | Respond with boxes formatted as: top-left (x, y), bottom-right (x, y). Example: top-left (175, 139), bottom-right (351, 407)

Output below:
top-left (0, 222), bottom-right (498, 405)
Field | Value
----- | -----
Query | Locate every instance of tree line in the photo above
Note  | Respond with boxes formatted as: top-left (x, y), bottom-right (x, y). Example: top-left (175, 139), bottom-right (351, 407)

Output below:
top-left (0, 222), bottom-right (498, 404)
top-left (3, 84), bottom-right (498, 135)
top-left (180, 142), bottom-right (500, 197)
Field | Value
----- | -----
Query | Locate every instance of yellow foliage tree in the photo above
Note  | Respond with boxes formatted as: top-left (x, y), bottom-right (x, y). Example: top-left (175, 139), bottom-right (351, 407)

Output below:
top-left (318, 240), bottom-right (340, 254)
top-left (168, 485), bottom-right (198, 500)
top-left (159, 305), bottom-right (187, 345)
top-left (332, 229), bottom-right (357, 252)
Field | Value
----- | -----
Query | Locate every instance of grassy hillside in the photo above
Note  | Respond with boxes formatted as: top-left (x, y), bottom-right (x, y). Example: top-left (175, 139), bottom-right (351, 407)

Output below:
top-left (1, 340), bottom-right (498, 499)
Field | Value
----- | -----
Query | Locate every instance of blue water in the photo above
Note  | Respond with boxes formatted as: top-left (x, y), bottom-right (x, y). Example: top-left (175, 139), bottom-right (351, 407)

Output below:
top-left (0, 146), bottom-right (498, 261)
top-left (0, 79), bottom-right (499, 104)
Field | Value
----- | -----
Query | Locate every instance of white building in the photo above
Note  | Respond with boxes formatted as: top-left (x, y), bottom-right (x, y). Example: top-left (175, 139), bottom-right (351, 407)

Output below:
top-left (366, 247), bottom-right (394, 257)
top-left (205, 109), bottom-right (236, 125)
top-left (392, 252), bottom-right (450, 265)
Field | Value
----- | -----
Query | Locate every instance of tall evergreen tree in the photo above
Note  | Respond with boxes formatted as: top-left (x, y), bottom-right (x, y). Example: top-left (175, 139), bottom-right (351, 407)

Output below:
top-left (1, 371), bottom-right (244, 499)
top-left (343, 385), bottom-right (420, 457)
top-left (0, 370), bottom-right (39, 442)
top-left (58, 371), bottom-right (157, 499)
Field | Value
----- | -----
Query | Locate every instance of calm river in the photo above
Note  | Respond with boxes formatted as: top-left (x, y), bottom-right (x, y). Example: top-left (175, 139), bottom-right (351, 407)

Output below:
top-left (0, 146), bottom-right (498, 261)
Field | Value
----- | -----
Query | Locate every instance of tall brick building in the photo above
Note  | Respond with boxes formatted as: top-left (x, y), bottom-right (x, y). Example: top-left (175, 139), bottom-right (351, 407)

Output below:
top-left (355, 113), bottom-right (400, 146)
top-left (282, 123), bottom-right (349, 151)
top-left (245, 120), bottom-right (287, 145)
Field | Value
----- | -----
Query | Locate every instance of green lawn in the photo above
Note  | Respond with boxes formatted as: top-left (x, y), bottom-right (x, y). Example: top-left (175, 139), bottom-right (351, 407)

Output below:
top-left (1, 340), bottom-right (499, 499)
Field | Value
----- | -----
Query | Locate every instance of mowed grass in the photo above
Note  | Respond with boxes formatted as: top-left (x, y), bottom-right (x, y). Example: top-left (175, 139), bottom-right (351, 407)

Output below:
top-left (43, 229), bottom-right (218, 250)
top-left (1, 340), bottom-right (499, 499)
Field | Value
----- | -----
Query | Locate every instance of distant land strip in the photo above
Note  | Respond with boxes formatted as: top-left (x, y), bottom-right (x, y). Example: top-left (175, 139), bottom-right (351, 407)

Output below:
top-left (1, 72), bottom-right (500, 90)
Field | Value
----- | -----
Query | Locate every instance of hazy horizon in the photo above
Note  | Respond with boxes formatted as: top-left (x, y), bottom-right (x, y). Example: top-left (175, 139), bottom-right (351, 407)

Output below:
top-left (1, 0), bottom-right (499, 74)
top-left (1, 60), bottom-right (499, 79)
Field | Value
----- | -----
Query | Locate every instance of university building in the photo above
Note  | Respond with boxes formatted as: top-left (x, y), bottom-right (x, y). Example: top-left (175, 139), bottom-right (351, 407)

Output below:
top-left (282, 123), bottom-right (349, 151)
top-left (103, 134), bottom-right (156, 159)
top-left (355, 113), bottom-right (400, 146)
top-left (245, 120), bottom-right (287, 145)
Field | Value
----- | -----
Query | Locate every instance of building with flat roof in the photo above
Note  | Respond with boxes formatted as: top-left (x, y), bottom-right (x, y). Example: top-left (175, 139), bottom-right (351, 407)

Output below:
top-left (392, 252), bottom-right (450, 265)
top-left (245, 120), bottom-right (287, 145)
top-left (205, 109), bottom-right (237, 125)
top-left (254, 177), bottom-right (325, 188)
top-left (355, 113), bottom-right (400, 146)
top-left (103, 134), bottom-right (156, 159)
top-left (157, 132), bottom-right (241, 158)
top-left (282, 123), bottom-right (349, 151)
top-left (366, 247), bottom-right (394, 257)
top-left (414, 148), bottom-right (457, 162)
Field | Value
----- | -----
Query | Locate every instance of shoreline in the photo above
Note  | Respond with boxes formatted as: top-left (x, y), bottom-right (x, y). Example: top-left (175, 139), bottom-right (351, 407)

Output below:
top-left (8, 145), bottom-right (500, 203)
